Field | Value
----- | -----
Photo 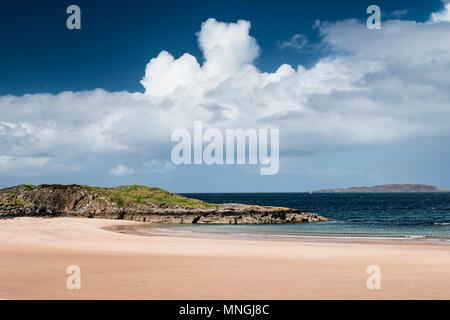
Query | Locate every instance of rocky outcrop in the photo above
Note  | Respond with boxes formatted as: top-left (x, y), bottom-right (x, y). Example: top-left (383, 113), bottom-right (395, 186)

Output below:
top-left (0, 185), bottom-right (328, 224)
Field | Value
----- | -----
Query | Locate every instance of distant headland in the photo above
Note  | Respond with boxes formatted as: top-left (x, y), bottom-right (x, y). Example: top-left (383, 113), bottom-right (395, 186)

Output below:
top-left (313, 184), bottom-right (450, 193)
top-left (0, 184), bottom-right (327, 224)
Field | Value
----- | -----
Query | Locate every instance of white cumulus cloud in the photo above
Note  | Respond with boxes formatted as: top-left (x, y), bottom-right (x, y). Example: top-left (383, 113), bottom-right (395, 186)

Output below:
top-left (1, 11), bottom-right (450, 179)
top-left (430, 2), bottom-right (450, 23)
top-left (110, 164), bottom-right (135, 176)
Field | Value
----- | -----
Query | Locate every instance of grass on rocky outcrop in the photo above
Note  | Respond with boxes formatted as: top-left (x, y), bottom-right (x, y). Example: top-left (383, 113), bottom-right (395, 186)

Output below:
top-left (0, 196), bottom-right (31, 207)
top-left (83, 185), bottom-right (218, 209)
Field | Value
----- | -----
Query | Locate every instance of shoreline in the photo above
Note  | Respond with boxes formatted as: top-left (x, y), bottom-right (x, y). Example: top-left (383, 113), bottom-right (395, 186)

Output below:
top-left (0, 217), bottom-right (449, 299)
top-left (104, 223), bottom-right (450, 245)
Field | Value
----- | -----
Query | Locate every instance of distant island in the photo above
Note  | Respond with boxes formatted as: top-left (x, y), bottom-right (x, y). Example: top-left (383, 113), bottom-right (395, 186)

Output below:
top-left (0, 184), bottom-right (327, 224)
top-left (313, 184), bottom-right (450, 193)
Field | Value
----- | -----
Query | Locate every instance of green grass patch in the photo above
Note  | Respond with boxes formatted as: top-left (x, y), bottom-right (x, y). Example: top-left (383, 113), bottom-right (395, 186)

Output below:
top-left (19, 184), bottom-right (36, 189)
top-left (85, 185), bottom-right (218, 209)
top-left (0, 197), bottom-right (31, 207)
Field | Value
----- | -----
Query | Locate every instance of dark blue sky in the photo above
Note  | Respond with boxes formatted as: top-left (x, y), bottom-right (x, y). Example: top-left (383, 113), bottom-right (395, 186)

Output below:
top-left (0, 0), bottom-right (443, 95)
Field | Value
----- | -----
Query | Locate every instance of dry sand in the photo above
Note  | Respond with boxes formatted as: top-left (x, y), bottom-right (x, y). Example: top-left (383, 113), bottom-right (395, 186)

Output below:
top-left (0, 217), bottom-right (449, 300)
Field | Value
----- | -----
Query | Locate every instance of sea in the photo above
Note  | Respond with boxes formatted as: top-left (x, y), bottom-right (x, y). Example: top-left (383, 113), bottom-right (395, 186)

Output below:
top-left (157, 192), bottom-right (450, 240)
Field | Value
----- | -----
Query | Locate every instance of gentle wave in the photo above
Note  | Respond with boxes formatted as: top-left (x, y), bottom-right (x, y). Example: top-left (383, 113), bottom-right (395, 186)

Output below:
top-left (136, 225), bottom-right (449, 243)
top-left (179, 192), bottom-right (450, 238)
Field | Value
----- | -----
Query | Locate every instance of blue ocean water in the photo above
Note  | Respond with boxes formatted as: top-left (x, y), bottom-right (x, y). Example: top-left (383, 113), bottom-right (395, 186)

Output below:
top-left (173, 193), bottom-right (450, 239)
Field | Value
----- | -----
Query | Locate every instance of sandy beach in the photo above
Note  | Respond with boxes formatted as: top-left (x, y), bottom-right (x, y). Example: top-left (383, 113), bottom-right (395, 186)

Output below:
top-left (0, 217), bottom-right (449, 300)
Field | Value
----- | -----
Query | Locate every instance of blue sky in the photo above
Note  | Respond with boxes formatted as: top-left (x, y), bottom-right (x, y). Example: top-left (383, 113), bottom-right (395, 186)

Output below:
top-left (0, 0), bottom-right (449, 192)
top-left (1, 0), bottom-right (442, 94)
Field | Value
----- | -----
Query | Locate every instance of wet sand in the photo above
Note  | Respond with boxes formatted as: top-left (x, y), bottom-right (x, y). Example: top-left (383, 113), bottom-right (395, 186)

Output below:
top-left (0, 217), bottom-right (449, 299)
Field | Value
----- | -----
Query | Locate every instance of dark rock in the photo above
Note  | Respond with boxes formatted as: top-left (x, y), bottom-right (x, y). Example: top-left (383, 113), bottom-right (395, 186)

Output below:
top-left (0, 184), bottom-right (329, 224)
